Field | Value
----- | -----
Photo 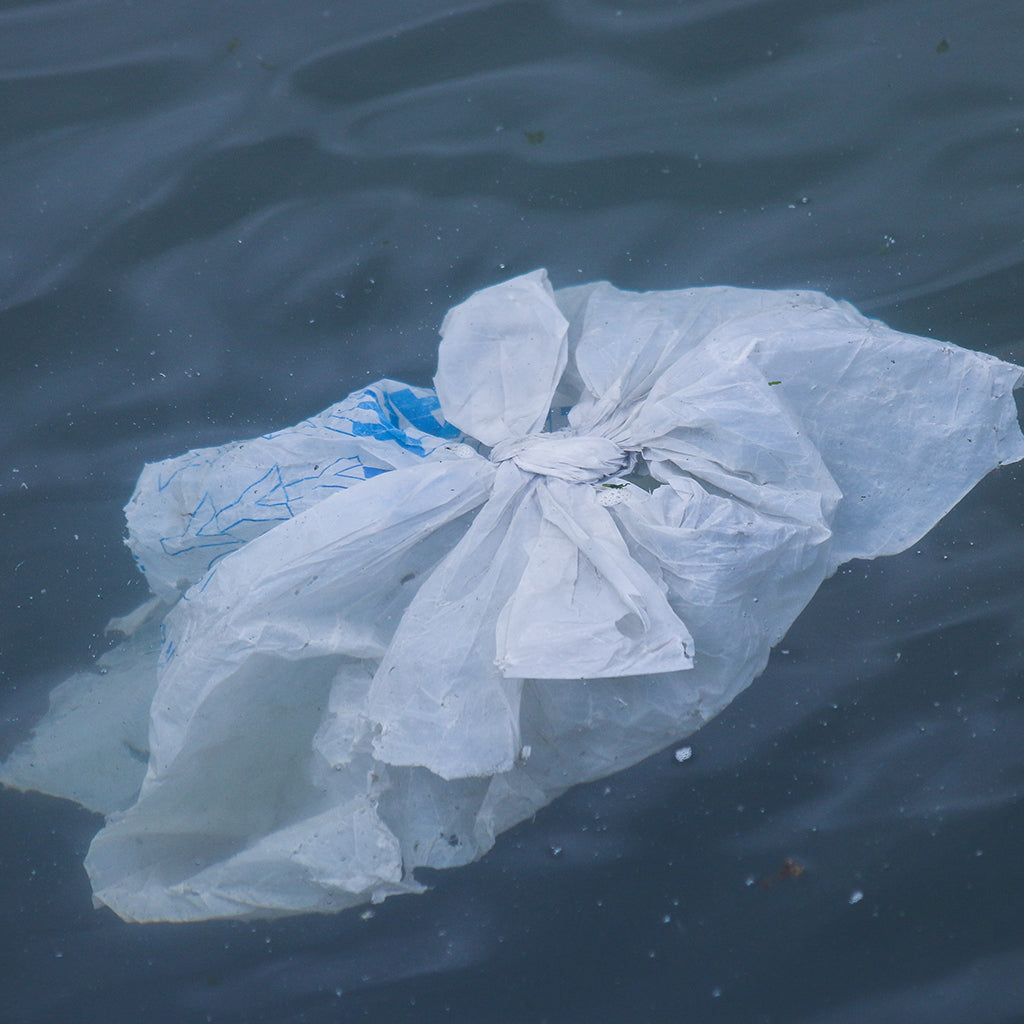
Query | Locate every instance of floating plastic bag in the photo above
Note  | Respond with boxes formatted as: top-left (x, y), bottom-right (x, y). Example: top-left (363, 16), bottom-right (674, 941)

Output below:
top-left (3, 269), bottom-right (1023, 922)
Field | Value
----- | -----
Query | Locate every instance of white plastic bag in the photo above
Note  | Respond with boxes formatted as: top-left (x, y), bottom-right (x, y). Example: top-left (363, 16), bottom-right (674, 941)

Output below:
top-left (4, 269), bottom-right (1022, 921)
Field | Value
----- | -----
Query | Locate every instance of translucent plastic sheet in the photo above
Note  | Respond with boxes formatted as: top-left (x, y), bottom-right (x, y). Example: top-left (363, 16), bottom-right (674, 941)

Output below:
top-left (4, 270), bottom-right (1022, 921)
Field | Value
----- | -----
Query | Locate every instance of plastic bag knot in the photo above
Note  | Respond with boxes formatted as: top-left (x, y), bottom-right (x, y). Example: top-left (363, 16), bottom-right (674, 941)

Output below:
top-left (489, 431), bottom-right (631, 484)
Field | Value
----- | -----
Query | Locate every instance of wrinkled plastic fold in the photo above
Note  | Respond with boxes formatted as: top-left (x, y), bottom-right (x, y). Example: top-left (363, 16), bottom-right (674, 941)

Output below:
top-left (4, 269), bottom-right (1022, 922)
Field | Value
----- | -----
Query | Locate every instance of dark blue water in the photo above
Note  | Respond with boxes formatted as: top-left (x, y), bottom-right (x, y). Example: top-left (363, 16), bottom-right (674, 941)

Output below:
top-left (3, 1), bottom-right (1024, 1021)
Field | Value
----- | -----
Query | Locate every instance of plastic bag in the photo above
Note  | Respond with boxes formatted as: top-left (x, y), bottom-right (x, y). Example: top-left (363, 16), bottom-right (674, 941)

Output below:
top-left (3, 269), bottom-right (1022, 922)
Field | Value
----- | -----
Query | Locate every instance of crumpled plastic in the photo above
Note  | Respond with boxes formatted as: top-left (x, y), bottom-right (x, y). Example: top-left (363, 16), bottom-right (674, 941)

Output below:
top-left (3, 269), bottom-right (1022, 922)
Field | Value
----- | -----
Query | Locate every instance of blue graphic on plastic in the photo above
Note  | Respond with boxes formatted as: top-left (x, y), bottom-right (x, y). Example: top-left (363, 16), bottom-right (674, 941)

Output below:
top-left (325, 386), bottom-right (459, 454)
top-left (148, 382), bottom-right (459, 583)
top-left (386, 387), bottom-right (461, 439)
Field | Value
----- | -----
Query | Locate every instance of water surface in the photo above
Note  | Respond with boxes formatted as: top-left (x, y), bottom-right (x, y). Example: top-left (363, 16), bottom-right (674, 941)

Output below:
top-left (2, 1), bottom-right (1024, 1021)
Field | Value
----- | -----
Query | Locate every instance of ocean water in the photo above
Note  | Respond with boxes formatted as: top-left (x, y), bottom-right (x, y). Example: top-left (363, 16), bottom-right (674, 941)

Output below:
top-left (2, 0), bottom-right (1024, 1021)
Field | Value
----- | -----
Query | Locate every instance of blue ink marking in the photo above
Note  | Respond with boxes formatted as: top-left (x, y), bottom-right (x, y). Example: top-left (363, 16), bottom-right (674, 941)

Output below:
top-left (158, 623), bottom-right (175, 666)
top-left (159, 535), bottom-right (237, 556)
top-left (196, 567), bottom-right (217, 593)
top-left (340, 392), bottom-right (429, 454)
top-left (386, 387), bottom-right (460, 439)
top-left (157, 458), bottom-right (200, 492)
top-left (147, 383), bottom-right (455, 575)
top-left (212, 465), bottom-right (294, 522)
top-left (320, 385), bottom-right (458, 454)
